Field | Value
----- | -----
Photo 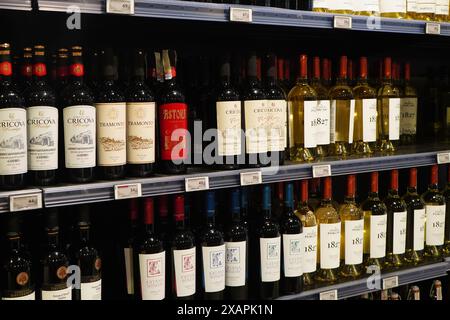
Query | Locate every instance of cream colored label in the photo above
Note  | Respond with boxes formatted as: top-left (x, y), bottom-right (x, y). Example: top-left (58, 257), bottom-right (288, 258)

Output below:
top-left (417, 0), bottom-right (435, 13)
top-left (408, 0), bottom-right (418, 11)
top-left (216, 101), bottom-right (242, 156)
top-left (81, 279), bottom-right (101, 300)
top-left (96, 102), bottom-right (126, 166)
top-left (304, 100), bottom-right (317, 148)
top-left (380, 0), bottom-right (407, 13)
top-left (320, 222), bottom-right (341, 269)
top-left (334, 0), bottom-right (352, 10)
top-left (353, 0), bottom-right (380, 12)
top-left (330, 100), bottom-right (336, 144)
top-left (313, 0), bottom-right (330, 9)
top-left (260, 237), bottom-right (281, 282)
top-left (126, 102), bottom-right (155, 164)
top-left (393, 211), bottom-right (407, 254)
top-left (173, 247), bottom-right (196, 297)
top-left (202, 245), bottom-right (226, 293)
top-left (266, 100), bottom-right (287, 152)
top-left (303, 226), bottom-right (318, 273)
top-left (315, 100), bottom-right (330, 146)
top-left (0, 108), bottom-right (27, 175)
top-left (344, 219), bottom-right (364, 265)
top-left (2, 291), bottom-right (35, 300)
top-left (362, 99), bottom-right (377, 142)
top-left (400, 98), bottom-right (417, 135)
top-left (435, 0), bottom-right (449, 14)
top-left (370, 215), bottom-right (387, 259)
top-left (413, 209), bottom-right (426, 251)
top-left (282, 233), bottom-right (303, 277)
top-left (225, 241), bottom-right (246, 287)
top-left (425, 205), bottom-right (446, 246)
top-left (139, 252), bottom-right (166, 300)
top-left (244, 100), bottom-right (268, 154)
top-left (41, 287), bottom-right (72, 300)
top-left (389, 98), bottom-right (401, 140)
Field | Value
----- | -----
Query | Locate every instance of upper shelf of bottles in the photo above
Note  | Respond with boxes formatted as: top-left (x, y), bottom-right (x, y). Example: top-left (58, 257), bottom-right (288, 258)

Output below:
top-left (0, 0), bottom-right (32, 11)
top-left (33, 0), bottom-right (450, 36)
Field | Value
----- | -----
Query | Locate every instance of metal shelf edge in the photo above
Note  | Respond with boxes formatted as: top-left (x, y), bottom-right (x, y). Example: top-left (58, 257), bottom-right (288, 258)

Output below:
top-left (0, 0), bottom-right (32, 11)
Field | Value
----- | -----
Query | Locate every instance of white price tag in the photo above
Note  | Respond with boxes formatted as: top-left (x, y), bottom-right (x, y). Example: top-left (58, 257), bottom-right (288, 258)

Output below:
top-left (185, 177), bottom-right (210, 192)
top-left (230, 7), bottom-right (252, 23)
top-left (106, 0), bottom-right (134, 15)
top-left (240, 171), bottom-right (262, 186)
top-left (320, 289), bottom-right (338, 300)
top-left (114, 183), bottom-right (142, 200)
top-left (426, 23), bottom-right (441, 35)
top-left (383, 276), bottom-right (399, 290)
top-left (10, 193), bottom-right (42, 212)
top-left (333, 16), bottom-right (352, 29)
top-left (437, 152), bottom-right (450, 164)
top-left (312, 164), bottom-right (332, 178)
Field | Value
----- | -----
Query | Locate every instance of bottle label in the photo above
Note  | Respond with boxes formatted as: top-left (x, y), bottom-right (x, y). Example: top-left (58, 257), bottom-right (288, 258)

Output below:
top-left (1, 291), bottom-right (35, 300)
top-left (320, 222), bottom-right (341, 269)
top-left (266, 100), bottom-right (287, 152)
top-left (159, 103), bottom-right (188, 161)
top-left (388, 98), bottom-right (401, 140)
top-left (173, 247), bottom-right (196, 297)
top-left (244, 100), bottom-right (269, 154)
top-left (282, 233), bottom-right (303, 277)
top-left (124, 247), bottom-right (134, 295)
top-left (303, 100), bottom-right (317, 148)
top-left (413, 208), bottom-right (426, 251)
top-left (0, 108), bottom-right (27, 175)
top-left (95, 102), bottom-right (126, 166)
top-left (362, 99), bottom-right (377, 142)
top-left (315, 100), bottom-right (330, 146)
top-left (353, 0), bottom-right (380, 12)
top-left (313, 0), bottom-right (330, 9)
top-left (435, 0), bottom-right (449, 14)
top-left (379, 0), bottom-right (407, 13)
top-left (400, 98), bottom-right (417, 135)
top-left (225, 241), bottom-right (246, 287)
top-left (426, 204), bottom-right (446, 246)
top-left (259, 236), bottom-right (281, 282)
top-left (331, 100), bottom-right (355, 144)
top-left (139, 251), bottom-right (166, 300)
top-left (26, 106), bottom-right (58, 170)
top-left (63, 105), bottom-right (96, 169)
top-left (417, 0), bottom-right (435, 13)
top-left (202, 244), bottom-right (226, 293)
top-left (393, 211), bottom-right (407, 254)
top-left (302, 225), bottom-right (318, 273)
top-left (330, 100), bottom-right (336, 143)
top-left (81, 279), bottom-right (102, 300)
top-left (334, 0), bottom-right (353, 10)
top-left (370, 214), bottom-right (387, 259)
top-left (345, 219), bottom-right (364, 265)
top-left (126, 102), bottom-right (156, 164)
top-left (41, 287), bottom-right (72, 300)
top-left (408, 0), bottom-right (418, 11)
top-left (216, 101), bottom-right (242, 156)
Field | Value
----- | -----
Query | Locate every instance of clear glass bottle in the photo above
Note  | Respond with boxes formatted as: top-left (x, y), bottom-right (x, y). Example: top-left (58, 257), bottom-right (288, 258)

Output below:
top-left (400, 62), bottom-right (418, 145)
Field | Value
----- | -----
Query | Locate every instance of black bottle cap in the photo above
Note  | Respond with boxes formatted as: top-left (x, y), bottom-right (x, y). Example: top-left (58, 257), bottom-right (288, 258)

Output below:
top-left (77, 205), bottom-right (90, 226)
top-left (45, 208), bottom-right (59, 231)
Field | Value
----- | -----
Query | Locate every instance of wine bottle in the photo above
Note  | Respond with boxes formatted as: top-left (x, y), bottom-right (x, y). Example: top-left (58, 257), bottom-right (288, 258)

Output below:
top-left (60, 46), bottom-right (96, 183)
top-left (416, 0), bottom-right (435, 20)
top-left (126, 49), bottom-right (156, 177)
top-left (55, 48), bottom-right (69, 92)
top-left (280, 182), bottom-right (303, 294)
top-left (407, 285), bottom-right (420, 300)
top-left (400, 62), bottom-right (417, 145)
top-left (19, 47), bottom-right (33, 93)
top-left (403, 168), bottom-right (425, 264)
top-left (407, 0), bottom-right (418, 19)
top-left (385, 169), bottom-right (407, 268)
top-left (379, 0), bottom-right (407, 18)
top-left (330, 0), bottom-right (353, 14)
top-left (435, 0), bottom-right (449, 21)
top-left (316, 177), bottom-right (341, 283)
top-left (277, 57), bottom-right (288, 95)
top-left (429, 280), bottom-right (443, 300)
top-left (273, 182), bottom-right (284, 222)
top-left (157, 195), bottom-right (171, 297)
top-left (0, 43), bottom-right (27, 190)
top-left (41, 209), bottom-right (71, 300)
top-left (257, 185), bottom-right (281, 299)
top-left (225, 188), bottom-right (248, 300)
top-left (322, 58), bottom-right (332, 89)
top-left (308, 178), bottom-right (321, 211)
top-left (124, 199), bottom-right (138, 299)
top-left (312, 0), bottom-right (330, 12)
top-left (25, 45), bottom-right (58, 186)
top-left (241, 187), bottom-right (249, 230)
top-left (443, 166), bottom-right (450, 256)
top-left (340, 175), bottom-right (364, 278)
top-left (354, 0), bottom-right (380, 15)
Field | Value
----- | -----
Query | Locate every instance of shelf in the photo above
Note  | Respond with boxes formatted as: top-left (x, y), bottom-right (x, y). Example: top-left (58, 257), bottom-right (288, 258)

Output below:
top-left (0, 0), bottom-right (32, 11)
top-left (0, 188), bottom-right (42, 213)
top-left (277, 261), bottom-right (450, 300)
top-left (36, 0), bottom-right (450, 36)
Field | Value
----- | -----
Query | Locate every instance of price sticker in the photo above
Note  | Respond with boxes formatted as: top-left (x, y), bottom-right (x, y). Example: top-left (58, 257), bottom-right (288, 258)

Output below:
top-left (383, 276), bottom-right (399, 290)
top-left (437, 152), bottom-right (450, 164)
top-left (320, 289), bottom-right (338, 300)
top-left (333, 16), bottom-right (352, 29)
top-left (230, 7), bottom-right (252, 23)
top-left (10, 192), bottom-right (42, 212)
top-left (106, 0), bottom-right (135, 15)
top-left (185, 177), bottom-right (210, 192)
top-left (312, 164), bottom-right (332, 178)
top-left (426, 23), bottom-right (441, 35)
top-left (240, 171), bottom-right (262, 186)
top-left (114, 183), bottom-right (142, 200)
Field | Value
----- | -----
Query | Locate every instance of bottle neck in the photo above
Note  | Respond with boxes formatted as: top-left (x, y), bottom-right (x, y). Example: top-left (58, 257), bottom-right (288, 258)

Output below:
top-left (368, 191), bottom-right (379, 199)
top-left (8, 235), bottom-right (21, 251)
top-left (344, 195), bottom-right (356, 204)
top-left (388, 188), bottom-right (399, 197)
top-left (79, 226), bottom-right (90, 244)
top-left (47, 230), bottom-right (59, 248)
top-left (407, 186), bottom-right (417, 194)
top-left (175, 217), bottom-right (185, 230)
top-left (144, 222), bottom-right (154, 234)
top-left (206, 213), bottom-right (215, 226)
top-left (232, 208), bottom-right (241, 222)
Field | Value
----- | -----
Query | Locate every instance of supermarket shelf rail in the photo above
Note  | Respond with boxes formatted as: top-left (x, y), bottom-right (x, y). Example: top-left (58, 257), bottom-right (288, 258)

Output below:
top-left (0, 0), bottom-right (32, 11)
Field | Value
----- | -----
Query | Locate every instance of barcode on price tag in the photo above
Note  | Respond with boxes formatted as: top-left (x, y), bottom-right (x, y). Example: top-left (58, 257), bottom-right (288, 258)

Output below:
top-left (10, 193), bottom-right (42, 212)
top-left (106, 0), bottom-right (135, 15)
top-left (185, 177), bottom-right (210, 192)
top-left (230, 7), bottom-right (252, 23)
top-left (240, 171), bottom-right (262, 186)
top-left (437, 152), bottom-right (450, 164)
top-left (114, 183), bottom-right (142, 200)
top-left (320, 289), bottom-right (338, 300)
top-left (334, 16), bottom-right (352, 29)
top-left (383, 276), bottom-right (399, 290)
top-left (426, 23), bottom-right (441, 35)
top-left (312, 164), bottom-right (332, 178)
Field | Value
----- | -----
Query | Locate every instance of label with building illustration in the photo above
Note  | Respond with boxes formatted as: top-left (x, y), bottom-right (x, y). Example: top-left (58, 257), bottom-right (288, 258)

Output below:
top-left (0, 108), bottom-right (27, 175)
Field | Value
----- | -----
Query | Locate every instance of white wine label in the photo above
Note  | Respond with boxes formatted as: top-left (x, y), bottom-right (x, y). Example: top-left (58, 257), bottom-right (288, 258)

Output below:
top-left (362, 99), bottom-right (377, 142)
top-left (282, 233), bottom-right (303, 277)
top-left (334, 0), bottom-right (352, 10)
top-left (435, 0), bottom-right (449, 14)
top-left (2, 291), bottom-right (35, 300)
top-left (370, 214), bottom-right (387, 259)
top-left (313, 0), bottom-right (330, 9)
top-left (320, 222), bottom-right (341, 269)
top-left (26, 106), bottom-right (58, 170)
top-left (126, 102), bottom-right (155, 164)
top-left (344, 219), bottom-right (364, 265)
top-left (81, 279), bottom-right (102, 300)
top-left (353, 0), bottom-right (380, 12)
top-left (139, 251), bottom-right (166, 300)
top-left (202, 244), bottom-right (225, 293)
top-left (304, 100), bottom-right (317, 148)
top-left (400, 98), bottom-right (417, 135)
top-left (225, 241), bottom-right (246, 287)
top-left (173, 247), bottom-right (196, 297)
top-left (260, 237), bottom-right (281, 282)
top-left (379, 0), bottom-right (407, 13)
top-left (417, 0), bottom-right (435, 13)
top-left (393, 211), bottom-right (407, 255)
top-left (348, 99), bottom-right (355, 144)
top-left (96, 102), bottom-right (126, 166)
top-left (413, 209), bottom-right (426, 251)
top-left (315, 100), bottom-right (330, 146)
top-left (0, 108), bottom-right (27, 175)
top-left (63, 105), bottom-right (96, 169)
top-left (124, 247), bottom-right (134, 295)
top-left (408, 0), bottom-right (418, 11)
top-left (41, 287), bottom-right (72, 300)
top-left (303, 226), bottom-right (318, 273)
top-left (266, 100), bottom-right (287, 152)
top-left (244, 100), bottom-right (269, 154)
top-left (330, 100), bottom-right (337, 144)
top-left (216, 101), bottom-right (242, 156)
top-left (425, 205), bottom-right (446, 246)
top-left (388, 98), bottom-right (401, 141)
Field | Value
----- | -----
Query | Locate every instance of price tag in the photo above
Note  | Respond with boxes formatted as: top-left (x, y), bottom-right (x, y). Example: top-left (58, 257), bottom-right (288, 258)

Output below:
top-left (230, 7), bottom-right (252, 23)
top-left (426, 23), bottom-right (441, 35)
top-left (10, 193), bottom-right (42, 212)
top-left (185, 177), bottom-right (210, 192)
top-left (312, 164), bottom-right (332, 178)
top-left (240, 171), bottom-right (262, 186)
top-left (437, 152), bottom-right (450, 164)
top-left (382, 276), bottom-right (399, 290)
top-left (114, 183), bottom-right (142, 200)
top-left (106, 0), bottom-right (134, 15)
top-left (333, 16), bottom-right (352, 29)
top-left (320, 289), bottom-right (338, 300)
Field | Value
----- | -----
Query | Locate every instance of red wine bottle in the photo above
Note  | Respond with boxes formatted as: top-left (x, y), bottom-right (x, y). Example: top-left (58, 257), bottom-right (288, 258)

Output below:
top-left (55, 48), bottom-right (69, 93)
top-left (19, 47), bottom-right (33, 93)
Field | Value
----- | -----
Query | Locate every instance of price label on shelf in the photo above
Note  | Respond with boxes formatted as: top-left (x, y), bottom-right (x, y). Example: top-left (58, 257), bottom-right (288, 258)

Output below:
top-left (114, 183), bottom-right (142, 200)
top-left (106, 0), bottom-right (135, 15)
top-left (437, 152), bottom-right (450, 164)
top-left (333, 16), bottom-right (352, 29)
top-left (320, 289), bottom-right (338, 300)
top-left (382, 276), bottom-right (399, 290)
top-left (425, 23), bottom-right (441, 35)
top-left (312, 164), bottom-right (332, 178)
top-left (185, 177), bottom-right (210, 192)
top-left (240, 171), bottom-right (262, 186)
top-left (10, 192), bottom-right (42, 212)
top-left (230, 7), bottom-right (252, 23)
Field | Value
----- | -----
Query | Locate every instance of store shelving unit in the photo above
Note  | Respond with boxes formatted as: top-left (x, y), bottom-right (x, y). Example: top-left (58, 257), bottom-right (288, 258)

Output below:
top-left (0, 0), bottom-right (32, 11)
